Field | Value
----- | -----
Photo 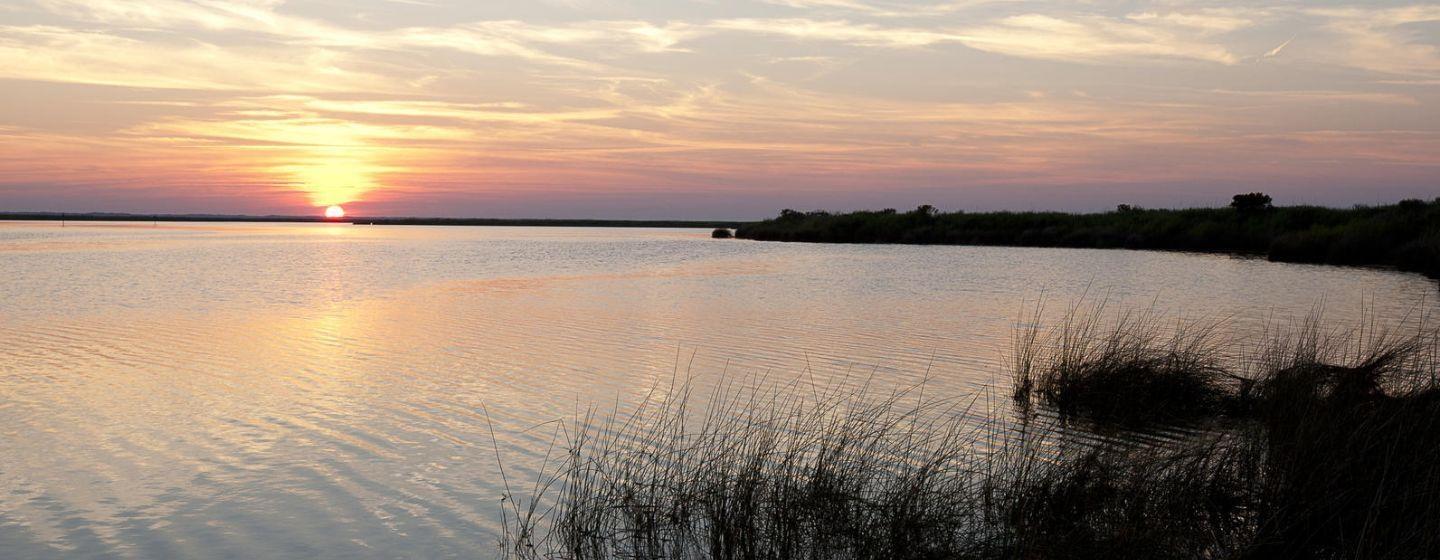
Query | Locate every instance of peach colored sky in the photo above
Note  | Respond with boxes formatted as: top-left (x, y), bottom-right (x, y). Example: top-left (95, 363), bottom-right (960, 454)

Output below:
top-left (1, 0), bottom-right (1438, 218)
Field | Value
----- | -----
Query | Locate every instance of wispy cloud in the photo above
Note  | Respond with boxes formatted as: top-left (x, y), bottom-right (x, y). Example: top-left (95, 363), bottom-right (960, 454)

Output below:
top-left (955, 12), bottom-right (1247, 64)
top-left (1306, 6), bottom-right (1440, 76)
top-left (0, 25), bottom-right (392, 92)
top-left (709, 18), bottom-right (959, 48)
top-left (712, 8), bottom-right (1257, 65)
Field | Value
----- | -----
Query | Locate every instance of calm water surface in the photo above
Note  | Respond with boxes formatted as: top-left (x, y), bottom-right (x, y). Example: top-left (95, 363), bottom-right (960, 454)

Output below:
top-left (2, 221), bottom-right (1437, 558)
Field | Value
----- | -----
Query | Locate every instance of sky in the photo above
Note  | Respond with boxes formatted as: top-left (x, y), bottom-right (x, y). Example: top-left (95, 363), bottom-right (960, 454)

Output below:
top-left (0, 0), bottom-right (1438, 219)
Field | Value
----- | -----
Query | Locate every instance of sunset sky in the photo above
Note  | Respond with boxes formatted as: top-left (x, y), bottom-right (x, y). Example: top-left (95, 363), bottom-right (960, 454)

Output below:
top-left (1, 1), bottom-right (1438, 218)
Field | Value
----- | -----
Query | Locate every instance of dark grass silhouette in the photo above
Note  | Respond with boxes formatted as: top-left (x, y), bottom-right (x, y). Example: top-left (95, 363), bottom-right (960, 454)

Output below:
top-left (1012, 303), bottom-right (1440, 558)
top-left (1010, 301), bottom-right (1237, 425)
top-left (996, 432), bottom-right (1262, 559)
top-left (497, 307), bottom-right (1440, 559)
top-left (497, 377), bottom-right (1006, 559)
top-left (1240, 314), bottom-right (1440, 559)
top-left (495, 380), bottom-right (1267, 559)
top-left (735, 197), bottom-right (1440, 280)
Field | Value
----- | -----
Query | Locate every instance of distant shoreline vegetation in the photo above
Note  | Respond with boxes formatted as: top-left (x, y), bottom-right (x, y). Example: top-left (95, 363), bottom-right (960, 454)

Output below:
top-left (735, 195), bottom-right (1440, 280)
top-left (8, 196), bottom-right (1439, 279)
top-left (0, 212), bottom-right (741, 230)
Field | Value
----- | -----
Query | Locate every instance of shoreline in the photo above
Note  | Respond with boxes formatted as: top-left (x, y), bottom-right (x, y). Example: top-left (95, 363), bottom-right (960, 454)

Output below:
top-left (0, 213), bottom-right (742, 229)
top-left (734, 200), bottom-right (1440, 280)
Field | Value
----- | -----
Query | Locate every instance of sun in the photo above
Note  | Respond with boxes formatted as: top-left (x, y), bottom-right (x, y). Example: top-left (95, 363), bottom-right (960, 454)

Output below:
top-left (324, 205), bottom-right (346, 219)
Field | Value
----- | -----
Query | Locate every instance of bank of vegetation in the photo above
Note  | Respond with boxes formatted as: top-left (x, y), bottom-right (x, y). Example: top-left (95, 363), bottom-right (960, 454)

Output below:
top-left (497, 304), bottom-right (1440, 559)
top-left (734, 195), bottom-right (1440, 279)
top-left (0, 212), bottom-right (742, 229)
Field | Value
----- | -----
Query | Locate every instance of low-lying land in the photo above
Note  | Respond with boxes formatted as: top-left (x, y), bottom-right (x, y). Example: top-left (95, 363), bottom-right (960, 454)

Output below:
top-left (734, 197), bottom-right (1440, 279)
top-left (499, 306), bottom-right (1440, 559)
top-left (0, 211), bottom-right (345, 223)
top-left (0, 212), bottom-right (741, 229)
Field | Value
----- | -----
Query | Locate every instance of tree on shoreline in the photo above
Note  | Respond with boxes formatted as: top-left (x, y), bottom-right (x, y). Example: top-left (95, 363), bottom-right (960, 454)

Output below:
top-left (1230, 192), bottom-right (1274, 212)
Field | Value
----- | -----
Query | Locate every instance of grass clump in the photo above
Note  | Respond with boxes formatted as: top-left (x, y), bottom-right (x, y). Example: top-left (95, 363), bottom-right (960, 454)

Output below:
top-left (499, 376), bottom-right (1002, 560)
top-left (1011, 303), bottom-right (1440, 557)
top-left (1240, 314), bottom-right (1440, 558)
top-left (1012, 301), bottom-right (1235, 425)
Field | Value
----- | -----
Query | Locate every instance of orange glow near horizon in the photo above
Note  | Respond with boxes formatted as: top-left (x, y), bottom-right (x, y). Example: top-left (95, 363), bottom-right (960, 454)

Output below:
top-left (325, 205), bottom-right (346, 219)
top-left (280, 148), bottom-right (387, 208)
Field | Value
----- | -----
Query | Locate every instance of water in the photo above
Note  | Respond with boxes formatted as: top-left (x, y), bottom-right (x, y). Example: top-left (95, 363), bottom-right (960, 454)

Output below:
top-left (2, 221), bottom-right (1436, 558)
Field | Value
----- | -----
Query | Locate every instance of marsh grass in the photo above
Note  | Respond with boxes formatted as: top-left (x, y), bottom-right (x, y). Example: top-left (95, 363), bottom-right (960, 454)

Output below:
top-left (1011, 299), bottom-right (1237, 425)
top-left (996, 430), bottom-right (1264, 559)
top-left (1010, 301), bottom-right (1440, 557)
top-left (1240, 310), bottom-right (1440, 558)
top-left (498, 304), bottom-right (1440, 559)
top-left (499, 374), bottom-right (1010, 560)
top-left (1011, 300), bottom-right (1439, 422)
top-left (497, 377), bottom-right (1275, 559)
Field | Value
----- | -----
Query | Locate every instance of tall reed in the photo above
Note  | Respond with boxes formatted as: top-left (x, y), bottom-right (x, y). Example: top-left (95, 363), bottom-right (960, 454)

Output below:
top-left (499, 374), bottom-right (1010, 559)
top-left (1011, 299), bottom-right (1235, 425)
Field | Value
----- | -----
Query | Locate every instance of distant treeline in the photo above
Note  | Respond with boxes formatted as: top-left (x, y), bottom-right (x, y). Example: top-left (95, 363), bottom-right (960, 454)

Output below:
top-left (735, 195), bottom-right (1440, 279)
top-left (0, 212), bottom-right (339, 223)
top-left (0, 212), bottom-right (741, 230)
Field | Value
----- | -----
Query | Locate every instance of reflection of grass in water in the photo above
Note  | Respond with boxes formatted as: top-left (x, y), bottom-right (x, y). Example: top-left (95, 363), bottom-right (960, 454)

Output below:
top-left (496, 305), bottom-right (1440, 559)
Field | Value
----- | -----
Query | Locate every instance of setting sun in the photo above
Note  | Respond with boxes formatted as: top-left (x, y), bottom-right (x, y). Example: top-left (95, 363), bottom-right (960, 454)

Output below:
top-left (324, 205), bottom-right (345, 219)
